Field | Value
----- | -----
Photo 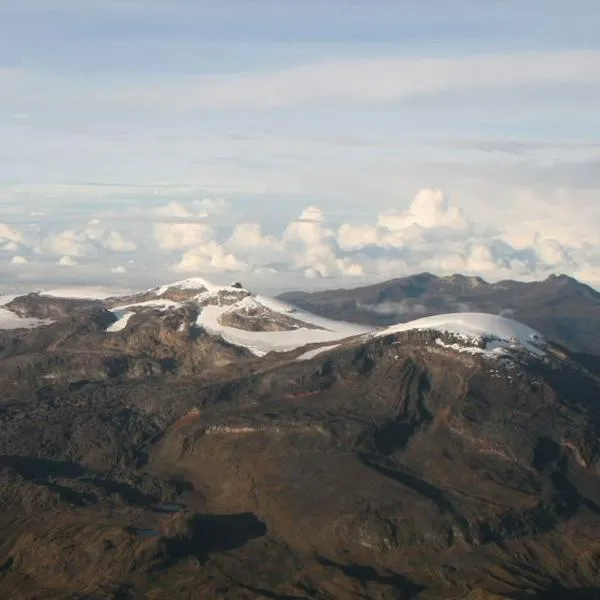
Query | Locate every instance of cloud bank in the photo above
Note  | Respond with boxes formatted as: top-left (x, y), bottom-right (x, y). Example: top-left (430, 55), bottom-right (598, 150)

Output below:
top-left (2, 188), bottom-right (598, 294)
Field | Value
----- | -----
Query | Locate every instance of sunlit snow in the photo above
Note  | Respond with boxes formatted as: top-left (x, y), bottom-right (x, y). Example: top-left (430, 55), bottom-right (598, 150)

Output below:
top-left (296, 344), bottom-right (341, 361)
top-left (0, 295), bottom-right (54, 330)
top-left (197, 296), bottom-right (369, 356)
top-left (106, 311), bottom-right (135, 332)
top-left (103, 278), bottom-right (369, 352)
top-left (50, 278), bottom-right (547, 361)
top-left (40, 286), bottom-right (133, 299)
top-left (373, 312), bottom-right (546, 357)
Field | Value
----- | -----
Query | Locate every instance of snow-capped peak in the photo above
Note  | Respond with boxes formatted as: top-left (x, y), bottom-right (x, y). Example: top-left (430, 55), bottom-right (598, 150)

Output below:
top-left (373, 312), bottom-right (546, 358)
top-left (105, 277), bottom-right (370, 356)
top-left (156, 277), bottom-right (223, 296)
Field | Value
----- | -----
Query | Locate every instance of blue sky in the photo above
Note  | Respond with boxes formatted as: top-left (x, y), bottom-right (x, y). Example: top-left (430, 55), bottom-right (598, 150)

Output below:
top-left (0, 0), bottom-right (599, 292)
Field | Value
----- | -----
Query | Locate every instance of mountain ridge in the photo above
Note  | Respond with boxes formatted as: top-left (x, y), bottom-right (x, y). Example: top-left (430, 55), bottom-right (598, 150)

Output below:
top-left (278, 272), bottom-right (600, 355)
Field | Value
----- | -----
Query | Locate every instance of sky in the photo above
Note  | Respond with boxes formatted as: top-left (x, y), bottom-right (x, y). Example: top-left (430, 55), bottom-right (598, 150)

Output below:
top-left (1, 0), bottom-right (599, 294)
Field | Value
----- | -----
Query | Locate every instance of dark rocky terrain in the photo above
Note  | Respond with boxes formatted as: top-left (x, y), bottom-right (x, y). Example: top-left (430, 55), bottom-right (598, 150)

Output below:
top-left (1, 279), bottom-right (600, 598)
top-left (279, 273), bottom-right (600, 355)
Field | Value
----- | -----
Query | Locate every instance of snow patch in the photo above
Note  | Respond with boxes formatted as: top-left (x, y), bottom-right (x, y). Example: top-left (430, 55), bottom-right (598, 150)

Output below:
top-left (297, 344), bottom-right (340, 361)
top-left (0, 294), bottom-right (54, 329)
top-left (197, 296), bottom-right (369, 356)
top-left (156, 277), bottom-right (217, 296)
top-left (113, 299), bottom-right (182, 311)
top-left (40, 286), bottom-right (133, 300)
top-left (0, 307), bottom-right (53, 330)
top-left (155, 277), bottom-right (246, 297)
top-left (374, 312), bottom-right (546, 358)
top-left (435, 338), bottom-right (510, 358)
top-left (106, 311), bottom-right (135, 332)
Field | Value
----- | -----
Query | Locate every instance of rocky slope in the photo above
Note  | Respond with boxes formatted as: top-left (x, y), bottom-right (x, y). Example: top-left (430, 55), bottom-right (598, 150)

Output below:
top-left (0, 279), bottom-right (600, 598)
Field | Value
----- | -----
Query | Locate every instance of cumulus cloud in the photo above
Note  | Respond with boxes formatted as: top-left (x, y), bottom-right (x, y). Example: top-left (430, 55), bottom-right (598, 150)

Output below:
top-left (45, 230), bottom-right (90, 257)
top-left (2, 186), bottom-right (599, 291)
top-left (321, 188), bottom-right (590, 284)
top-left (85, 225), bottom-right (138, 252)
top-left (0, 223), bottom-right (23, 244)
top-left (283, 207), bottom-right (335, 274)
top-left (44, 224), bottom-right (138, 257)
top-left (534, 237), bottom-right (571, 267)
top-left (176, 241), bottom-right (246, 272)
top-left (154, 222), bottom-right (214, 250)
top-left (279, 206), bottom-right (364, 278)
top-left (164, 187), bottom-right (597, 285)
top-left (227, 223), bottom-right (280, 251)
top-left (175, 204), bottom-right (366, 279)
top-left (338, 189), bottom-right (467, 252)
top-left (153, 201), bottom-right (193, 219)
top-left (151, 198), bottom-right (228, 250)
top-left (378, 188), bottom-right (469, 232)
top-left (152, 198), bottom-right (228, 220)
top-left (194, 198), bottom-right (228, 218)
top-left (466, 243), bottom-right (497, 272)
top-left (0, 223), bottom-right (24, 252)
top-left (224, 222), bottom-right (283, 267)
top-left (337, 223), bottom-right (382, 251)
top-left (58, 255), bottom-right (78, 267)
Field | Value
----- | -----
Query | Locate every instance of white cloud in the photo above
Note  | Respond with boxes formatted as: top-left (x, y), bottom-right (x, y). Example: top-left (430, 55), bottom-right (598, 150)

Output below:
top-left (154, 187), bottom-right (600, 287)
top-left (225, 223), bottom-right (283, 267)
top-left (1, 241), bottom-right (21, 252)
top-left (338, 223), bottom-right (382, 251)
top-left (1, 184), bottom-right (600, 292)
top-left (227, 222), bottom-right (280, 250)
top-left (465, 243), bottom-right (498, 272)
top-left (96, 51), bottom-right (600, 110)
top-left (281, 207), bottom-right (349, 277)
top-left (535, 237), bottom-right (571, 267)
top-left (337, 189), bottom-right (467, 252)
top-left (43, 224), bottom-right (137, 257)
top-left (102, 231), bottom-right (138, 252)
top-left (11, 255), bottom-right (28, 265)
top-left (58, 255), bottom-right (78, 267)
top-left (194, 198), bottom-right (228, 218)
top-left (151, 198), bottom-right (229, 250)
top-left (176, 241), bottom-right (246, 272)
top-left (174, 204), bottom-right (365, 279)
top-left (0, 223), bottom-right (23, 244)
top-left (0, 224), bottom-right (24, 252)
top-left (378, 188), bottom-right (468, 232)
top-left (358, 300), bottom-right (428, 317)
top-left (45, 230), bottom-right (89, 257)
top-left (84, 223), bottom-right (138, 252)
top-left (154, 222), bottom-right (214, 250)
top-left (153, 201), bottom-right (193, 219)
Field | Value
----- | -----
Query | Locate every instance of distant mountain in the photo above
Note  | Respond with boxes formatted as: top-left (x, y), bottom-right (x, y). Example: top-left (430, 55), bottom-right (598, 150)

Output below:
top-left (2, 279), bottom-right (600, 598)
top-left (279, 273), bottom-right (600, 355)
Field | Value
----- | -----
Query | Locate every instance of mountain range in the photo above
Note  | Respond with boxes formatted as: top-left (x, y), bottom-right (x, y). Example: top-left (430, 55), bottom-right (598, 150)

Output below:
top-left (1, 275), bottom-right (600, 599)
top-left (279, 273), bottom-right (600, 355)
